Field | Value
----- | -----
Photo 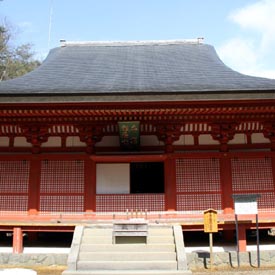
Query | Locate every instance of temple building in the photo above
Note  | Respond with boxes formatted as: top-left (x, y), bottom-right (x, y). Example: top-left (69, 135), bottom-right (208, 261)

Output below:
top-left (0, 39), bottom-right (275, 253)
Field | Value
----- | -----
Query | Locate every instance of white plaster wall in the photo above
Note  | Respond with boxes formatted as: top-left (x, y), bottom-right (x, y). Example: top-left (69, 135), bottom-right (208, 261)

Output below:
top-left (66, 136), bottom-right (86, 147)
top-left (41, 137), bottom-right (62, 147)
top-left (199, 134), bottom-right (219, 145)
top-left (140, 135), bottom-right (164, 146)
top-left (0, 137), bottom-right (9, 147)
top-left (96, 136), bottom-right (120, 147)
top-left (228, 133), bottom-right (247, 144)
top-left (251, 133), bottom-right (270, 144)
top-left (173, 135), bottom-right (194, 145)
top-left (96, 163), bottom-right (130, 194)
top-left (14, 137), bottom-right (32, 147)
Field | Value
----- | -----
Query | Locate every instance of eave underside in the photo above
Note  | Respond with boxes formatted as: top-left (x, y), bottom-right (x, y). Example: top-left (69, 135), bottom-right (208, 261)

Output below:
top-left (0, 99), bottom-right (273, 154)
top-left (1, 99), bottom-right (275, 123)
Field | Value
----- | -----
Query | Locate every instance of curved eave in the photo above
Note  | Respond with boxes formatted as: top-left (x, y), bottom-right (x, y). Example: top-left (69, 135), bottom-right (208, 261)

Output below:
top-left (0, 41), bottom-right (275, 100)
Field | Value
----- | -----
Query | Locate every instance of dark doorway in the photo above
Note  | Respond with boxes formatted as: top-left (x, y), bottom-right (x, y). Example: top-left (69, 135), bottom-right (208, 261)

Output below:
top-left (130, 162), bottom-right (164, 193)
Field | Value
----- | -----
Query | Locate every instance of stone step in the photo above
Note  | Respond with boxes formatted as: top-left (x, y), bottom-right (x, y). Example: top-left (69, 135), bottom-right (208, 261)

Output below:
top-left (82, 236), bottom-right (113, 244)
top-left (78, 251), bottom-right (177, 261)
top-left (81, 235), bottom-right (174, 245)
top-left (147, 236), bottom-right (174, 244)
top-left (63, 225), bottom-right (191, 275)
top-left (148, 228), bottom-right (173, 235)
top-left (63, 270), bottom-right (192, 275)
top-left (80, 244), bottom-right (176, 253)
top-left (83, 228), bottom-right (113, 236)
top-left (77, 260), bottom-right (178, 270)
top-left (83, 227), bottom-right (173, 237)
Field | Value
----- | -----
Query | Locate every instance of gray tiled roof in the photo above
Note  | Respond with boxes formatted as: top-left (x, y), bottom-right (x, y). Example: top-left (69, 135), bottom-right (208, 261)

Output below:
top-left (0, 40), bottom-right (275, 95)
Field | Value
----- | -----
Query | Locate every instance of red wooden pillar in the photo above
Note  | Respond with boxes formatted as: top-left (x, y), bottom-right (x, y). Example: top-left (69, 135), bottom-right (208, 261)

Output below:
top-left (13, 227), bottom-right (23, 254)
top-left (220, 154), bottom-right (233, 214)
top-left (28, 156), bottom-right (41, 214)
top-left (164, 156), bottom-right (177, 211)
top-left (271, 153), bottom-right (275, 196)
top-left (220, 154), bottom-right (235, 242)
top-left (84, 158), bottom-right (96, 212)
top-left (238, 224), bottom-right (247, 252)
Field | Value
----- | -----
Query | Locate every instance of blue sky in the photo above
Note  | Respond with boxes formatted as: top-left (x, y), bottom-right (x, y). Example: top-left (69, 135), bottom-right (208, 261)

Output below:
top-left (1, 0), bottom-right (275, 78)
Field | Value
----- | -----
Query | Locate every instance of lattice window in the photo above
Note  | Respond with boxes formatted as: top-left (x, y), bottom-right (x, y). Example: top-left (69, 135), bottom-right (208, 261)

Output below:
top-left (257, 193), bottom-right (275, 212)
top-left (40, 160), bottom-right (85, 212)
top-left (231, 157), bottom-right (275, 213)
top-left (0, 160), bottom-right (29, 193)
top-left (41, 160), bottom-right (84, 193)
top-left (0, 195), bottom-right (28, 212)
top-left (176, 194), bottom-right (222, 213)
top-left (40, 195), bottom-right (84, 212)
top-left (96, 194), bottom-right (165, 212)
top-left (231, 158), bottom-right (273, 191)
top-left (175, 158), bottom-right (222, 213)
top-left (176, 158), bottom-right (221, 192)
top-left (0, 160), bottom-right (29, 213)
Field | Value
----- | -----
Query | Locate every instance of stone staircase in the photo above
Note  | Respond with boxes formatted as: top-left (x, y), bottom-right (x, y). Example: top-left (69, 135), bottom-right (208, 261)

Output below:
top-left (63, 222), bottom-right (192, 275)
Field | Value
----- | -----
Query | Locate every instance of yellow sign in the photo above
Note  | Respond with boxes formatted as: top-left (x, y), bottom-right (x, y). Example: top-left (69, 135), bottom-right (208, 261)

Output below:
top-left (203, 209), bottom-right (218, 233)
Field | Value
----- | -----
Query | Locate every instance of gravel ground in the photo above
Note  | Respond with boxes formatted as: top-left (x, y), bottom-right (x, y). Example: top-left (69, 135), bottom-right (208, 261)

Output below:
top-left (0, 266), bottom-right (66, 275)
top-left (35, 267), bottom-right (275, 275)
top-left (3, 266), bottom-right (275, 275)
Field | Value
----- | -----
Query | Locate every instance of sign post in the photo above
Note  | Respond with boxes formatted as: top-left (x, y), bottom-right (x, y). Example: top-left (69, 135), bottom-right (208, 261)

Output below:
top-left (203, 209), bottom-right (218, 270)
top-left (232, 194), bottom-right (261, 268)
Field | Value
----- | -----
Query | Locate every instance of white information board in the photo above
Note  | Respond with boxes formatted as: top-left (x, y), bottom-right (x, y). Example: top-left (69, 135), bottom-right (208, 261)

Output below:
top-left (234, 201), bottom-right (258, 215)
top-left (232, 194), bottom-right (260, 215)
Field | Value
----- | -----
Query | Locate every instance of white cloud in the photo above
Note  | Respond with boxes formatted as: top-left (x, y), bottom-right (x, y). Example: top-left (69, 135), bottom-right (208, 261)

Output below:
top-left (253, 69), bottom-right (275, 79)
top-left (218, 38), bottom-right (257, 71)
top-left (229, 0), bottom-right (275, 52)
top-left (217, 39), bottom-right (275, 79)
top-left (217, 0), bottom-right (275, 79)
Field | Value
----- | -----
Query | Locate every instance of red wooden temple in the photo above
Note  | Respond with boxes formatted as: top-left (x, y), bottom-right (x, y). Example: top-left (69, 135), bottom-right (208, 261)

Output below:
top-left (0, 39), bottom-right (275, 253)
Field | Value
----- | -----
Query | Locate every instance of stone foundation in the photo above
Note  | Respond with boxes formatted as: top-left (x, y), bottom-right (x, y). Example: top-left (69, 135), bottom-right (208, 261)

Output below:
top-left (187, 251), bottom-right (275, 270)
top-left (0, 253), bottom-right (67, 266)
top-left (1, 251), bottom-right (275, 271)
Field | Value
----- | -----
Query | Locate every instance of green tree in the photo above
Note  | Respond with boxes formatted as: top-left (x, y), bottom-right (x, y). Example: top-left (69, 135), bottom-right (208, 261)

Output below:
top-left (0, 23), bottom-right (40, 81)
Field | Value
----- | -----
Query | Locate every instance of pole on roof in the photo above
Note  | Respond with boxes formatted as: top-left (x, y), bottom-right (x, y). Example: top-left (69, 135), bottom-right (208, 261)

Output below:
top-left (48, 0), bottom-right (54, 50)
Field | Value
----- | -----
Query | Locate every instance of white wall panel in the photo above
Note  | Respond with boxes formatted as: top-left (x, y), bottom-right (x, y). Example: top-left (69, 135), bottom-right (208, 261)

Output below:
top-left (251, 133), bottom-right (270, 144)
top-left (96, 163), bottom-right (130, 194)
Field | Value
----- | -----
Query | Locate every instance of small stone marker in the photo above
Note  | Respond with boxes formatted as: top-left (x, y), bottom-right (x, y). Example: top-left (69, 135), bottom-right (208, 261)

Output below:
top-left (113, 219), bottom-right (148, 244)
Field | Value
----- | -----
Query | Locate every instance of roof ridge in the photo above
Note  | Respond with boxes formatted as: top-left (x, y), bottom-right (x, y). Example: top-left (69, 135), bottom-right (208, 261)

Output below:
top-left (59, 38), bottom-right (204, 47)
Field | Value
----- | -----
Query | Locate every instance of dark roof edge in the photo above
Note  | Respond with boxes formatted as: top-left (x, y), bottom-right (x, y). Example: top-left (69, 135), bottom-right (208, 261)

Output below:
top-left (0, 90), bottom-right (274, 103)
top-left (0, 88), bottom-right (275, 96)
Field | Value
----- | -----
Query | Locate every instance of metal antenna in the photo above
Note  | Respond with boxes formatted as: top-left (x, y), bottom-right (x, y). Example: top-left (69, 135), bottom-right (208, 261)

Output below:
top-left (48, 0), bottom-right (54, 50)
